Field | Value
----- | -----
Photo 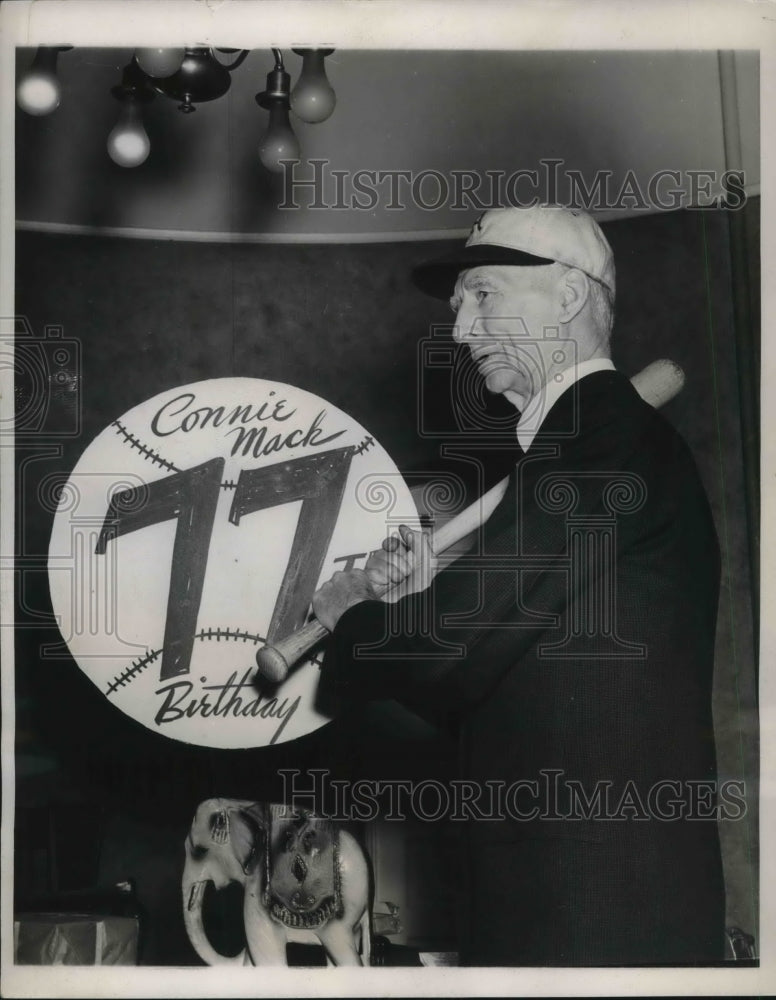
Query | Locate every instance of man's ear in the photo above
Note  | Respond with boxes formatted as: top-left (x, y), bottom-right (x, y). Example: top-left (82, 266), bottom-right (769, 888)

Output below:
top-left (558, 268), bottom-right (590, 324)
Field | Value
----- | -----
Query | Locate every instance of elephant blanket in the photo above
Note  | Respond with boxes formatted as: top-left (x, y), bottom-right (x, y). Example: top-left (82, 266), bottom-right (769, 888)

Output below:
top-left (263, 805), bottom-right (343, 929)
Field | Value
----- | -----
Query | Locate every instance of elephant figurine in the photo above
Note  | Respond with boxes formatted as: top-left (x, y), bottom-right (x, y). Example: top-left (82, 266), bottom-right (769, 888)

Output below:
top-left (182, 798), bottom-right (371, 966)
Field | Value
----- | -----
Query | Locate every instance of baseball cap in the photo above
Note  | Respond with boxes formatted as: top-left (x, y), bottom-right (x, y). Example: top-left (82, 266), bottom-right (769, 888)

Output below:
top-left (412, 205), bottom-right (615, 300)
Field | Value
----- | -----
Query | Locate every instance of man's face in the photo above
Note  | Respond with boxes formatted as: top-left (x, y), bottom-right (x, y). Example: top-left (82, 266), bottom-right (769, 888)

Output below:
top-left (450, 264), bottom-right (565, 404)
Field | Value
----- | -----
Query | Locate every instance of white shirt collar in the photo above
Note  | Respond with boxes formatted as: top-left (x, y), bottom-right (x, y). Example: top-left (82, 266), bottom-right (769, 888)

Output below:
top-left (514, 358), bottom-right (616, 452)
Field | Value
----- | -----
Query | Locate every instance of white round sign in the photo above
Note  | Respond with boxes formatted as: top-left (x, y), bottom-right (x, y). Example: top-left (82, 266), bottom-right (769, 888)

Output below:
top-left (48, 378), bottom-right (418, 748)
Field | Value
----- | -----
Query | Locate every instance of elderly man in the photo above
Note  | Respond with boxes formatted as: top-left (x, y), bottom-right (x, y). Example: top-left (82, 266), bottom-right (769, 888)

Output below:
top-left (313, 206), bottom-right (725, 966)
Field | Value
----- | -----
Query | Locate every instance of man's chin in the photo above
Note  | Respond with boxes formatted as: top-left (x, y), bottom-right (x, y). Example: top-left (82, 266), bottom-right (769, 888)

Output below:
top-left (481, 374), bottom-right (529, 413)
top-left (502, 389), bottom-right (527, 412)
top-left (484, 370), bottom-right (522, 396)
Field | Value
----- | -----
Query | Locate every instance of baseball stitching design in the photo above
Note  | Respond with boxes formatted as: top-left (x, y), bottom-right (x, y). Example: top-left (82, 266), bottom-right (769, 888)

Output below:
top-left (112, 420), bottom-right (180, 473)
top-left (105, 626), bottom-right (266, 696)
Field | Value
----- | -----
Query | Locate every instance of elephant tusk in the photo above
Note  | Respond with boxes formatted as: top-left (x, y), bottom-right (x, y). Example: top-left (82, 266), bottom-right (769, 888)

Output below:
top-left (187, 879), bottom-right (206, 912)
top-left (182, 876), bottom-right (248, 967)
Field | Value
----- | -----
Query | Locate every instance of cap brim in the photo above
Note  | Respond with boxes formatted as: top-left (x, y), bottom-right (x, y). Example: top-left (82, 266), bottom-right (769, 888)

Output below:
top-left (411, 243), bottom-right (556, 300)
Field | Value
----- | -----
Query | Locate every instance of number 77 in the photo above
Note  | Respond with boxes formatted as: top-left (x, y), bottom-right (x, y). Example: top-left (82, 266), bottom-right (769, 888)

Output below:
top-left (95, 446), bottom-right (355, 682)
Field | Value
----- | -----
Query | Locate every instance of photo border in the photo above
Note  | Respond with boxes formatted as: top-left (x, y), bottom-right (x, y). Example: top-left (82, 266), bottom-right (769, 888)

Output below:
top-left (0, 1), bottom-right (771, 996)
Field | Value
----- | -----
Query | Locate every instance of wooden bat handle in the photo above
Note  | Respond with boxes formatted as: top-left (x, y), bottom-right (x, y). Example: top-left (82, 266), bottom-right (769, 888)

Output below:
top-left (255, 360), bottom-right (684, 682)
top-left (630, 359), bottom-right (685, 409)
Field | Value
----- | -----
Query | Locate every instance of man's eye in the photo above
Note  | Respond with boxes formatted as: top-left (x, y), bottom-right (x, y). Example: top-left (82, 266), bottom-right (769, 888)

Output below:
top-left (476, 290), bottom-right (489, 303)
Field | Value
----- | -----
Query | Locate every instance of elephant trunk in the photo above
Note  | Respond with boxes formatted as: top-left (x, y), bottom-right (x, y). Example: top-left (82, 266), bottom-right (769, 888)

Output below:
top-left (182, 875), bottom-right (249, 966)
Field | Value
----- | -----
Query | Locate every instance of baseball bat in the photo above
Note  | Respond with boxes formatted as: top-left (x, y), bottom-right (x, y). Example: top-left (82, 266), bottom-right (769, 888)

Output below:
top-left (255, 359), bottom-right (685, 683)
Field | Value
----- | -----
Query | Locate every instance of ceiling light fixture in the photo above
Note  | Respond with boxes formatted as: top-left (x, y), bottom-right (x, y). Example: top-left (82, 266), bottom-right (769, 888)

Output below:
top-left (107, 59), bottom-right (154, 168)
top-left (16, 46), bottom-right (72, 117)
top-left (290, 48), bottom-right (336, 124)
top-left (255, 48), bottom-right (301, 173)
top-left (17, 45), bottom-right (337, 172)
top-left (143, 46), bottom-right (249, 114)
top-left (134, 47), bottom-right (186, 79)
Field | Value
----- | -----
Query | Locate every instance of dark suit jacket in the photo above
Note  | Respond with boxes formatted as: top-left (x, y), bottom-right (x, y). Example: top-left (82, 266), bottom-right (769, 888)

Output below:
top-left (322, 370), bottom-right (726, 965)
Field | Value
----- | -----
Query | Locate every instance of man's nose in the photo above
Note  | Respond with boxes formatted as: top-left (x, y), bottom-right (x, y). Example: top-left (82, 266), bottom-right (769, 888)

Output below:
top-left (452, 305), bottom-right (476, 343)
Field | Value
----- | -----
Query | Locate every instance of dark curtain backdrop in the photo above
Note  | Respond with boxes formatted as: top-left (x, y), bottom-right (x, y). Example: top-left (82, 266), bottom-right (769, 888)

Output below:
top-left (13, 203), bottom-right (759, 962)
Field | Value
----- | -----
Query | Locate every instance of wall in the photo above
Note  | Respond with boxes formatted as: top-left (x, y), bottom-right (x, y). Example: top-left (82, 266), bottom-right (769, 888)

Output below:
top-left (13, 203), bottom-right (759, 959)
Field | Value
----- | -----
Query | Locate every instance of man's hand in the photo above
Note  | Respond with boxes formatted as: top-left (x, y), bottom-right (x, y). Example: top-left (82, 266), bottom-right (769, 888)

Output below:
top-left (312, 568), bottom-right (377, 632)
top-left (312, 525), bottom-right (439, 631)
top-left (364, 524), bottom-right (438, 604)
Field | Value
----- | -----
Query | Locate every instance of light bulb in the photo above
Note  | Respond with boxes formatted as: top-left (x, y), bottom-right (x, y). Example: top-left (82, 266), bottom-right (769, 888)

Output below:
top-left (290, 50), bottom-right (336, 124)
top-left (17, 48), bottom-right (62, 116)
top-left (17, 73), bottom-right (60, 116)
top-left (107, 101), bottom-right (151, 168)
top-left (134, 47), bottom-right (185, 78)
top-left (258, 105), bottom-right (300, 172)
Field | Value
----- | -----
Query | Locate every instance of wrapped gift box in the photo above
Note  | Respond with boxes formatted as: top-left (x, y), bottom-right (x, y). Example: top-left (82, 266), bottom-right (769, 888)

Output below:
top-left (14, 912), bottom-right (139, 965)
